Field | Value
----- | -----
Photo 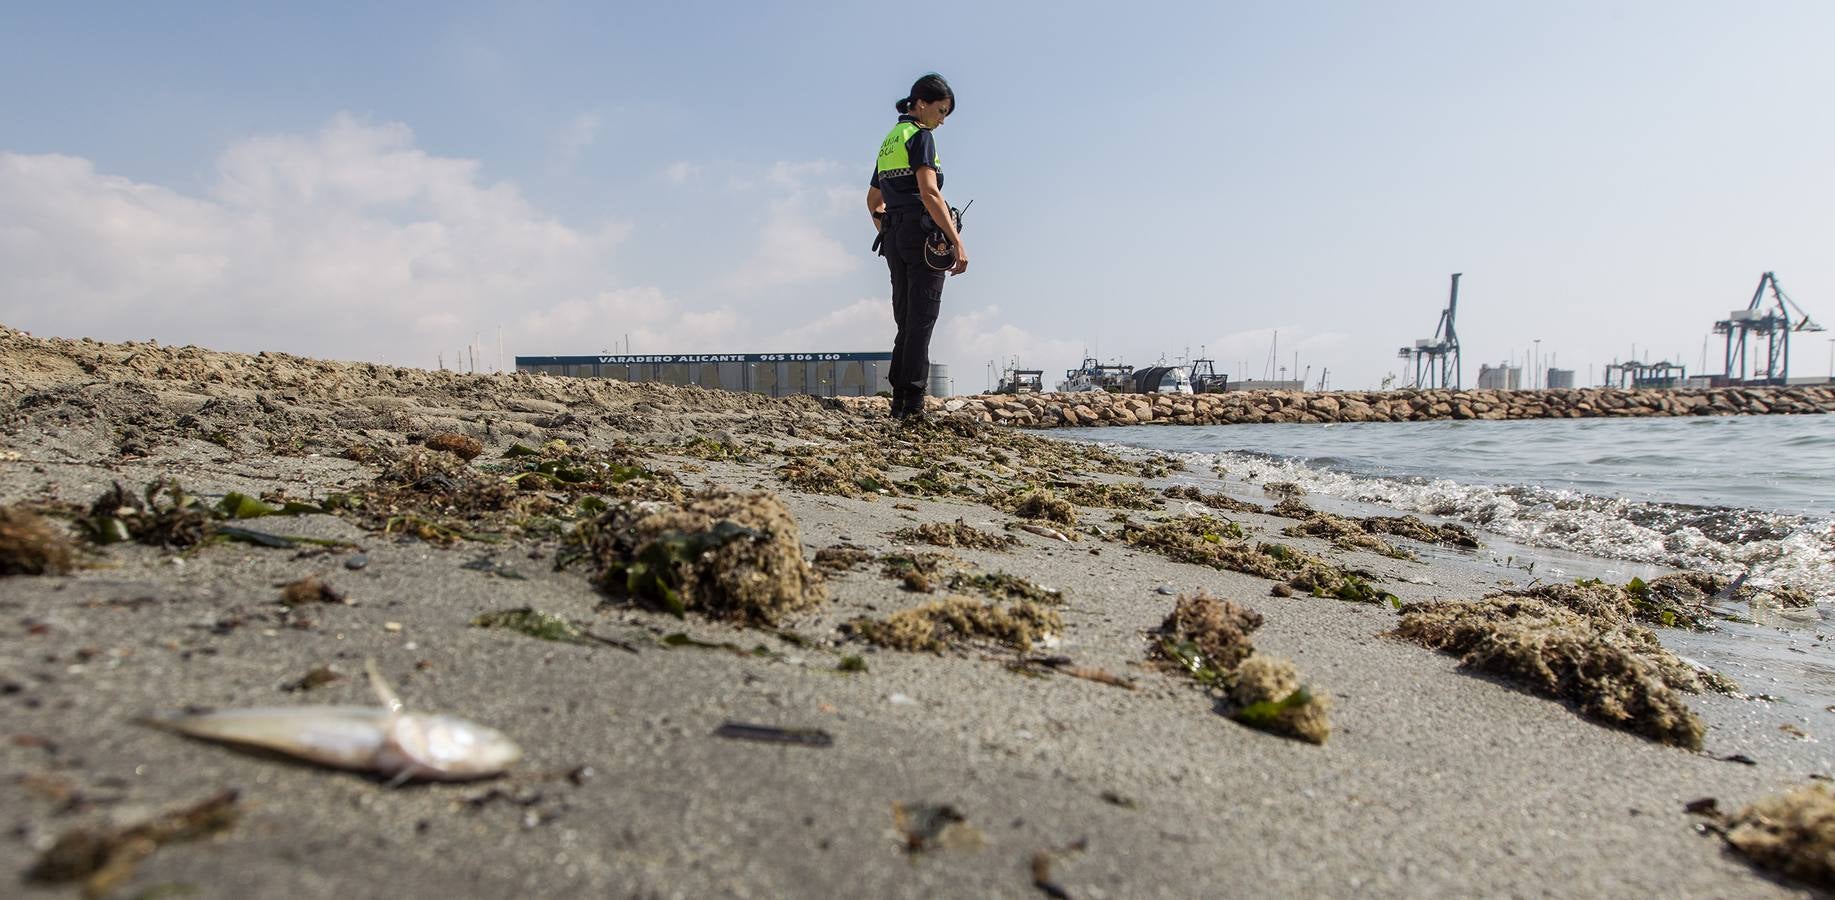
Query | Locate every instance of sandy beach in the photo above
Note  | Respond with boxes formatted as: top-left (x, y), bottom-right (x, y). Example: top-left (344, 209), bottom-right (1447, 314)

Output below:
top-left (2, 326), bottom-right (1829, 899)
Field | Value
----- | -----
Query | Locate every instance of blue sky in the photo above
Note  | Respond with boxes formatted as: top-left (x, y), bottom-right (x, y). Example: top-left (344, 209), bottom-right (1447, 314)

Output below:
top-left (3, 1), bottom-right (1832, 390)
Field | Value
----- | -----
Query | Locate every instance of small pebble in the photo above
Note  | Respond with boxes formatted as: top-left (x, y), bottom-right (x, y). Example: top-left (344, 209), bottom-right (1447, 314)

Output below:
top-left (1154, 585), bottom-right (1176, 595)
top-left (383, 622), bottom-right (403, 633)
top-left (345, 554), bottom-right (370, 571)
top-left (887, 693), bottom-right (917, 706)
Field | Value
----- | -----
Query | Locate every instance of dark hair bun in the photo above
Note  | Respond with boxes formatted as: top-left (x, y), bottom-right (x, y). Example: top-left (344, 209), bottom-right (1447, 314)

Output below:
top-left (895, 97), bottom-right (912, 113)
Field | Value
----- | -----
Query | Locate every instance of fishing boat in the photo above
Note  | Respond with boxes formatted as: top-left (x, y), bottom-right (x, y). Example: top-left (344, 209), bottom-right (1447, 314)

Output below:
top-left (1131, 365), bottom-right (1195, 394)
top-left (1058, 357), bottom-right (1134, 393)
top-left (992, 366), bottom-right (1044, 395)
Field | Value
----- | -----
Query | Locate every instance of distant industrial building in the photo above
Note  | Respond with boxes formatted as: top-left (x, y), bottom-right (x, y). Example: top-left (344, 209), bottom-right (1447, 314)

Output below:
top-left (1228, 379), bottom-right (1305, 392)
top-left (1544, 367), bottom-right (1575, 389)
top-left (515, 352), bottom-right (898, 398)
top-left (1476, 363), bottom-right (1523, 390)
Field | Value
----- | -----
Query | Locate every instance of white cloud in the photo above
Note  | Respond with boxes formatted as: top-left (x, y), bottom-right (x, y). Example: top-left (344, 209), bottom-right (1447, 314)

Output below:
top-left (723, 208), bottom-right (860, 291)
top-left (938, 305), bottom-right (1086, 391)
top-left (661, 160), bottom-right (701, 185)
top-left (0, 120), bottom-right (892, 369)
top-left (717, 158), bottom-right (864, 292)
top-left (0, 115), bottom-right (670, 368)
top-left (765, 298), bottom-right (891, 350)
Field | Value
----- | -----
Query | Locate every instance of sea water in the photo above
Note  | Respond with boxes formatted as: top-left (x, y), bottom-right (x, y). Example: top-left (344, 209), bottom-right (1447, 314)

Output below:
top-left (1054, 414), bottom-right (1834, 741)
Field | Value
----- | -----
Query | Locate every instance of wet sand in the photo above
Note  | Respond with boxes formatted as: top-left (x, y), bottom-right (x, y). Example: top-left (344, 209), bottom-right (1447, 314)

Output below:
top-left (0, 327), bottom-right (1826, 898)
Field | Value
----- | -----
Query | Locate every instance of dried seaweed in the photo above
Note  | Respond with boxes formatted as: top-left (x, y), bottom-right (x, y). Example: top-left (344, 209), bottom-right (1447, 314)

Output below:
top-left (1003, 488), bottom-right (1078, 525)
top-left (27, 789), bottom-right (240, 897)
top-left (890, 518), bottom-right (1020, 551)
top-left (1392, 598), bottom-right (1709, 748)
top-left (812, 545), bottom-right (876, 573)
top-left (0, 505), bottom-right (76, 575)
top-left (1152, 592), bottom-right (1263, 683)
top-left (880, 552), bottom-right (953, 592)
top-left (1162, 484), bottom-right (1263, 514)
top-left (946, 570), bottom-right (1063, 604)
top-left (424, 432), bottom-right (484, 461)
top-left (849, 596), bottom-right (1061, 653)
top-left (586, 489), bottom-right (826, 625)
top-left (1149, 592), bottom-right (1332, 742)
top-left (1723, 783), bottom-right (1835, 888)
top-left (1227, 655), bottom-right (1332, 744)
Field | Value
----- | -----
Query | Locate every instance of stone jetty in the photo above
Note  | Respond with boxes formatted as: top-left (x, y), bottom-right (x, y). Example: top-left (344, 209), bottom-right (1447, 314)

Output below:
top-left (840, 385), bottom-right (1835, 429)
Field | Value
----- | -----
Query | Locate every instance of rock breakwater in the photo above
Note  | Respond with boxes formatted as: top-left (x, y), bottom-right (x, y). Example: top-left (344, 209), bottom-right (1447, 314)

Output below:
top-left (842, 385), bottom-right (1835, 429)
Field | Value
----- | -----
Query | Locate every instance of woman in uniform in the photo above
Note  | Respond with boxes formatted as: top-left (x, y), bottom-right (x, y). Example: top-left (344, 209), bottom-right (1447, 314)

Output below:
top-left (867, 73), bottom-right (966, 421)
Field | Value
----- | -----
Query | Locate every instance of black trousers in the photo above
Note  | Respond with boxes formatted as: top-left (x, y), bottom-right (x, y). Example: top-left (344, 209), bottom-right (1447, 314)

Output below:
top-left (883, 213), bottom-right (947, 415)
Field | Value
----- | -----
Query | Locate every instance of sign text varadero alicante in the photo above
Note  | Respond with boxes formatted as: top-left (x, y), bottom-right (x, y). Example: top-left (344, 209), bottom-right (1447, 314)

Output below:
top-left (515, 352), bottom-right (890, 366)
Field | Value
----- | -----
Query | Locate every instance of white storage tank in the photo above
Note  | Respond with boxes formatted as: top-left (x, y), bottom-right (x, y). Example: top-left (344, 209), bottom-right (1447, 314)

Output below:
top-left (928, 363), bottom-right (951, 398)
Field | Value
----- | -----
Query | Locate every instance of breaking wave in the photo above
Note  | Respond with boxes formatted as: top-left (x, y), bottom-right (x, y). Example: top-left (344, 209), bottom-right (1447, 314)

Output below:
top-left (1198, 450), bottom-right (1834, 603)
top-left (1062, 416), bottom-right (1835, 604)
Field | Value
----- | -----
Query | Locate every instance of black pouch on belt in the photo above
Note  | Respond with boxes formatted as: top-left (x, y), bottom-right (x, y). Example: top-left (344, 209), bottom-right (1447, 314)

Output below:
top-left (870, 210), bottom-right (896, 256)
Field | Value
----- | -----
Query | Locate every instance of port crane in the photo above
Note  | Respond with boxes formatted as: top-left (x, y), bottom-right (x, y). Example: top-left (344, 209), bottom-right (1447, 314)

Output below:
top-left (1397, 273), bottom-right (1463, 389)
top-left (1714, 272), bottom-right (1824, 385)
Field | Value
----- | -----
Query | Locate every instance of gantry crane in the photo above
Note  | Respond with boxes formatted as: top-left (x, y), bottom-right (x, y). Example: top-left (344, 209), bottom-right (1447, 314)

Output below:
top-left (1714, 272), bottom-right (1824, 385)
top-left (1396, 273), bottom-right (1463, 389)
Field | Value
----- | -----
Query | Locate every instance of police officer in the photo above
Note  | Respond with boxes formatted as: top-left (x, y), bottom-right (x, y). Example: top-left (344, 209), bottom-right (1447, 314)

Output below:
top-left (867, 73), bottom-right (965, 421)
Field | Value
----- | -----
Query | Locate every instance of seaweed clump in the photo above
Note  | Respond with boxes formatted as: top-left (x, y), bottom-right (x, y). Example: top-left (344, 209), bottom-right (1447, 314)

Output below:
top-left (0, 505), bottom-right (76, 575)
top-left (812, 545), bottom-right (876, 573)
top-left (1282, 512), bottom-right (1408, 557)
top-left (424, 432), bottom-right (484, 461)
top-left (1004, 488), bottom-right (1078, 525)
top-left (891, 518), bottom-right (1020, 551)
top-left (880, 552), bottom-right (954, 592)
top-left (1123, 517), bottom-right (1394, 604)
top-left (1228, 655), bottom-right (1333, 745)
top-left (1362, 514), bottom-right (1481, 549)
top-left (1390, 597), bottom-right (1713, 748)
top-left (1151, 591), bottom-right (1332, 744)
top-left (1506, 577), bottom-right (1715, 631)
top-left (1153, 591), bottom-right (1263, 677)
top-left (82, 480), bottom-right (212, 548)
top-left (323, 447), bottom-right (523, 543)
top-left (776, 446), bottom-right (893, 499)
top-left (1162, 484), bottom-right (1262, 514)
top-left (947, 570), bottom-right (1063, 604)
top-left (472, 607), bottom-right (590, 643)
top-left (1056, 480), bottom-right (1161, 511)
top-left (1723, 783), bottom-right (1835, 889)
top-left (848, 596), bottom-right (1061, 653)
top-left (486, 440), bottom-right (682, 503)
top-left (1262, 481), bottom-right (1306, 501)
top-left (585, 488), bottom-right (825, 625)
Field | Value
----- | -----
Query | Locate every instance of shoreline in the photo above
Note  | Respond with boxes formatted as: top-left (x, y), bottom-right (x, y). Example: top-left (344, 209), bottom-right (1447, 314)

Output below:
top-left (3, 327), bottom-right (1830, 897)
top-left (836, 384), bottom-right (1835, 429)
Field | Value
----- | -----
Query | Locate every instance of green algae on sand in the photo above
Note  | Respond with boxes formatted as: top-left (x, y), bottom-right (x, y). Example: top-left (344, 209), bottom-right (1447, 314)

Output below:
top-left (1152, 592), bottom-right (1333, 744)
top-left (585, 488), bottom-right (826, 626)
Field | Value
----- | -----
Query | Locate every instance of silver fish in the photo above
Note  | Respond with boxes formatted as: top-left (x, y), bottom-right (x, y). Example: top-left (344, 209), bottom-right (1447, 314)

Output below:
top-left (151, 660), bottom-right (521, 782)
top-left (1008, 522), bottom-right (1073, 543)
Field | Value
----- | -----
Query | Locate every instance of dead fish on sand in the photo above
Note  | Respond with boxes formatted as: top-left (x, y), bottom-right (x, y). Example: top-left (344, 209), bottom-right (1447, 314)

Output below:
top-left (1006, 522), bottom-right (1074, 543)
top-left (148, 660), bottom-right (521, 782)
